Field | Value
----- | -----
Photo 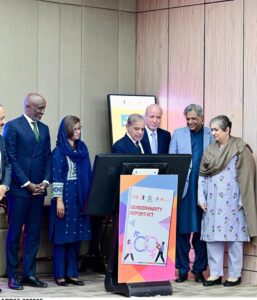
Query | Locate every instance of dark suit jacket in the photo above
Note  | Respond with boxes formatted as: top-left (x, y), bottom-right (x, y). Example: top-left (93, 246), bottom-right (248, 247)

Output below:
top-left (141, 128), bottom-right (171, 154)
top-left (3, 115), bottom-right (52, 197)
top-left (112, 134), bottom-right (144, 154)
top-left (0, 135), bottom-right (11, 188)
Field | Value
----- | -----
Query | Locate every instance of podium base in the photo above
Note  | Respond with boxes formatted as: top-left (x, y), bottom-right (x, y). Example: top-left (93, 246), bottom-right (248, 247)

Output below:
top-left (105, 275), bottom-right (172, 297)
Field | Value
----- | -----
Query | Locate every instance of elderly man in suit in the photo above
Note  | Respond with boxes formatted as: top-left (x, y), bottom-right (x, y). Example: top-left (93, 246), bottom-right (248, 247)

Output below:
top-left (141, 104), bottom-right (171, 154)
top-left (112, 114), bottom-right (145, 154)
top-left (4, 93), bottom-right (52, 290)
top-left (0, 105), bottom-right (11, 293)
top-left (169, 104), bottom-right (214, 283)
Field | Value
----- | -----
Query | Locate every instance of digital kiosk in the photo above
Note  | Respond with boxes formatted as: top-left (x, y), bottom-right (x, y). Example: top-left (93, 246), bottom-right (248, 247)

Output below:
top-left (87, 154), bottom-right (191, 297)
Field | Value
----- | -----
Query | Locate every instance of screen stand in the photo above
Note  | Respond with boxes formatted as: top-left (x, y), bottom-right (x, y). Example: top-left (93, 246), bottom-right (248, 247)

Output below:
top-left (104, 212), bottom-right (173, 297)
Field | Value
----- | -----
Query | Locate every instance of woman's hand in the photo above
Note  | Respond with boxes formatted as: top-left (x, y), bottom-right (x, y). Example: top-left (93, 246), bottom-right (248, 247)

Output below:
top-left (56, 197), bottom-right (65, 218)
top-left (198, 203), bottom-right (207, 212)
top-left (0, 185), bottom-right (7, 200)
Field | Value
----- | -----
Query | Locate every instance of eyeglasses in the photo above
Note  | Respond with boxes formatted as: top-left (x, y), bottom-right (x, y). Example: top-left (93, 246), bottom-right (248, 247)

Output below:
top-left (74, 126), bottom-right (82, 132)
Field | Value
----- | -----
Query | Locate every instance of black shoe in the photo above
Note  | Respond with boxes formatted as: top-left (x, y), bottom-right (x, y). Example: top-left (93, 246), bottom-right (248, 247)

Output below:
top-left (8, 278), bottom-right (23, 290)
top-left (175, 274), bottom-right (188, 283)
top-left (194, 272), bottom-right (205, 283)
top-left (22, 276), bottom-right (48, 288)
top-left (66, 277), bottom-right (85, 286)
top-left (223, 277), bottom-right (241, 287)
top-left (203, 277), bottom-right (222, 286)
top-left (55, 278), bottom-right (68, 286)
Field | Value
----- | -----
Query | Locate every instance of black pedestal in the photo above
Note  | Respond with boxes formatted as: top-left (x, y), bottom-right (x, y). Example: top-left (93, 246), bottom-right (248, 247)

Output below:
top-left (105, 274), bottom-right (172, 297)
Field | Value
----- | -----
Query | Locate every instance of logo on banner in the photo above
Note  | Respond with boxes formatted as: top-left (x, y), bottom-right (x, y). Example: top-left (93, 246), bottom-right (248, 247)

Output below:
top-left (121, 114), bottom-right (129, 127)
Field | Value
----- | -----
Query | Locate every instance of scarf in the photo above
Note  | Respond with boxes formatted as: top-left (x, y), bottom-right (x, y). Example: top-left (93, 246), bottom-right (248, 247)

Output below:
top-left (199, 136), bottom-right (257, 237)
top-left (56, 118), bottom-right (92, 208)
top-left (199, 136), bottom-right (248, 176)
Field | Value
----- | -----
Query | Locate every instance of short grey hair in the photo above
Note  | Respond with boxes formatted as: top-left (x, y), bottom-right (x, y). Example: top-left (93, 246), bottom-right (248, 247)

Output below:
top-left (127, 114), bottom-right (145, 126)
top-left (184, 104), bottom-right (203, 118)
top-left (210, 115), bottom-right (232, 134)
top-left (145, 104), bottom-right (163, 116)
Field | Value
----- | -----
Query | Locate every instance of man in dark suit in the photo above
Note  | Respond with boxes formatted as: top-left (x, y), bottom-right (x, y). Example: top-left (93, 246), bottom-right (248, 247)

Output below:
top-left (3, 93), bottom-right (52, 290)
top-left (112, 114), bottom-right (145, 154)
top-left (141, 104), bottom-right (171, 154)
top-left (89, 114), bottom-right (145, 276)
top-left (0, 105), bottom-right (11, 293)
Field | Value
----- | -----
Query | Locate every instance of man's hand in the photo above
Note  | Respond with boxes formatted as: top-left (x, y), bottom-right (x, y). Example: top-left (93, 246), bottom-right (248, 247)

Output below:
top-left (38, 182), bottom-right (48, 192)
top-left (27, 183), bottom-right (45, 196)
top-left (198, 203), bottom-right (207, 212)
top-left (0, 185), bottom-right (8, 201)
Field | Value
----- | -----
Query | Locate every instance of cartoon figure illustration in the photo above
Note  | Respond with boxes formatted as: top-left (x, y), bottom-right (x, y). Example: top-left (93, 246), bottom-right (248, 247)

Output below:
top-left (124, 239), bottom-right (134, 261)
top-left (154, 241), bottom-right (165, 263)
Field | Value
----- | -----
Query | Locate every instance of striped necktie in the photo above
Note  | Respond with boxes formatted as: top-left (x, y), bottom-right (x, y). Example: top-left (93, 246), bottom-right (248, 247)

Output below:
top-left (135, 141), bottom-right (142, 154)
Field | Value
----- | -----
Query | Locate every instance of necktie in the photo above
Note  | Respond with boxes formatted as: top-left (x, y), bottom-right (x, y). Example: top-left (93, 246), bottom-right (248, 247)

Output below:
top-left (150, 132), bottom-right (158, 154)
top-left (31, 121), bottom-right (39, 142)
top-left (135, 142), bottom-right (142, 154)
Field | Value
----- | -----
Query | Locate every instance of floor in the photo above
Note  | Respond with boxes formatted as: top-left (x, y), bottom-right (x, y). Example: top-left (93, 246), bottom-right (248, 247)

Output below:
top-left (0, 272), bottom-right (257, 298)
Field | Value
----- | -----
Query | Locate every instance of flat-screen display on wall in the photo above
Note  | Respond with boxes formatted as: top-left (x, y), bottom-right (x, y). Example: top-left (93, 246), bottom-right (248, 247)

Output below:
top-left (108, 94), bottom-right (156, 145)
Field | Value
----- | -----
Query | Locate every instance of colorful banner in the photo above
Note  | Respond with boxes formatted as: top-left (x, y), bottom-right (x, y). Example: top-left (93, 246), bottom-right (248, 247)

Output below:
top-left (118, 175), bottom-right (178, 283)
top-left (108, 95), bottom-right (155, 144)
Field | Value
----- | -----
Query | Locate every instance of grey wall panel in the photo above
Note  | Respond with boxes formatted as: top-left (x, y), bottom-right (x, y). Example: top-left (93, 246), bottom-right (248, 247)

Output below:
top-left (82, 7), bottom-right (119, 159)
top-left (42, 0), bottom-right (136, 11)
top-left (0, 0), bottom-right (38, 120)
top-left (82, 0), bottom-right (118, 9)
top-left (119, 12), bottom-right (136, 93)
top-left (44, 0), bottom-right (81, 4)
top-left (38, 1), bottom-right (60, 147)
top-left (0, 0), bottom-right (136, 161)
top-left (243, 0), bottom-right (257, 156)
top-left (59, 4), bottom-right (82, 118)
top-left (119, 0), bottom-right (136, 12)
top-left (58, 0), bottom-right (82, 4)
